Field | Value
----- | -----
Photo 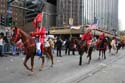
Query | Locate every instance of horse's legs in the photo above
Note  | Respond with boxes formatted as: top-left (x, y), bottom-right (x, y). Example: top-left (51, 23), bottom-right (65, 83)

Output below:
top-left (23, 55), bottom-right (31, 71)
top-left (30, 55), bottom-right (35, 72)
top-left (104, 50), bottom-right (106, 59)
top-left (87, 47), bottom-right (93, 64)
top-left (98, 50), bottom-right (101, 60)
top-left (79, 54), bottom-right (82, 66)
top-left (102, 50), bottom-right (104, 59)
top-left (39, 56), bottom-right (45, 71)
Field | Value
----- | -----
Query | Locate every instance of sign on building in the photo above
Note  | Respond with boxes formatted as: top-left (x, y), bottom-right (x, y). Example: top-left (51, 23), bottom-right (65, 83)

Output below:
top-left (69, 18), bottom-right (73, 25)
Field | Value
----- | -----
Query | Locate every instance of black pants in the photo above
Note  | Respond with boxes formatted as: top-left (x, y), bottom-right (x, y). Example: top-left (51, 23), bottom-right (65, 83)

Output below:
top-left (57, 48), bottom-right (61, 57)
top-left (65, 47), bottom-right (70, 55)
top-left (72, 48), bottom-right (75, 55)
top-left (0, 45), bottom-right (3, 56)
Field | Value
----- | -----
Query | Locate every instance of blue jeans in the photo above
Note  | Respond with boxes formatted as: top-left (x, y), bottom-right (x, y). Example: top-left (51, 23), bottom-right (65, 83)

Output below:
top-left (12, 44), bottom-right (17, 55)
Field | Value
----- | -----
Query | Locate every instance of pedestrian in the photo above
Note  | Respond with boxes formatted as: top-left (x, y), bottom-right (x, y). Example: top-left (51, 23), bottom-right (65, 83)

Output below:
top-left (71, 39), bottom-right (76, 55)
top-left (0, 33), bottom-right (4, 57)
top-left (65, 39), bottom-right (70, 55)
top-left (48, 38), bottom-right (55, 54)
top-left (81, 28), bottom-right (93, 53)
top-left (56, 38), bottom-right (62, 57)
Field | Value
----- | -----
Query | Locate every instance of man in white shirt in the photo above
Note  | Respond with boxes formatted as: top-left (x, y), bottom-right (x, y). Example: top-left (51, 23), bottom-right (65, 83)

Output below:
top-left (0, 34), bottom-right (4, 56)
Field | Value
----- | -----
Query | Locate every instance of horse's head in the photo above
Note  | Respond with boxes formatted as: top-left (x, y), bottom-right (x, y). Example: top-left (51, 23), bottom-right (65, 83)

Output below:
top-left (11, 27), bottom-right (21, 43)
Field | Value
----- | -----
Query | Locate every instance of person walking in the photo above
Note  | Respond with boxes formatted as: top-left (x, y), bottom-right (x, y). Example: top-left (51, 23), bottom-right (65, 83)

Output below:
top-left (48, 38), bottom-right (55, 54)
top-left (0, 33), bottom-right (4, 57)
top-left (65, 39), bottom-right (70, 55)
top-left (56, 38), bottom-right (62, 57)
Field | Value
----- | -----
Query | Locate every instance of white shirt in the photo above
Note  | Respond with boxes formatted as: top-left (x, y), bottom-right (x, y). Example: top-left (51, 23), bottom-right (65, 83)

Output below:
top-left (0, 38), bottom-right (3, 46)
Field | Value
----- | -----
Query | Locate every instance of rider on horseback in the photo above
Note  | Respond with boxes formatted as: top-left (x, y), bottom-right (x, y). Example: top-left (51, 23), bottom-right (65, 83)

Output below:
top-left (81, 28), bottom-right (93, 52)
top-left (30, 12), bottom-right (46, 54)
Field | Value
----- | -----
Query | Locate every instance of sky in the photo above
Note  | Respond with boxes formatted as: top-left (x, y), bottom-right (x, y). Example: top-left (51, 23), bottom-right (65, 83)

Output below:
top-left (119, 0), bottom-right (125, 31)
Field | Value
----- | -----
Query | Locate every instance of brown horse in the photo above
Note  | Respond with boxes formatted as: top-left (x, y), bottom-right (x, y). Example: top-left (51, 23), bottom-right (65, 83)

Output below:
top-left (96, 38), bottom-right (107, 59)
top-left (76, 39), bottom-right (93, 65)
top-left (11, 27), bottom-right (54, 73)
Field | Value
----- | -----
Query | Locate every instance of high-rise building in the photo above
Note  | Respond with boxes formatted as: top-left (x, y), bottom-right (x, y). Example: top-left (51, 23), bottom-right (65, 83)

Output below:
top-left (57, 0), bottom-right (81, 26)
top-left (57, 0), bottom-right (118, 31)
top-left (81, 0), bottom-right (118, 31)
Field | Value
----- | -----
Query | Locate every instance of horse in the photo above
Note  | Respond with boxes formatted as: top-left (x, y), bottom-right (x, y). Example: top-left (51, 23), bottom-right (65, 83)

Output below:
top-left (96, 38), bottom-right (107, 59)
top-left (76, 38), bottom-right (93, 65)
top-left (11, 27), bottom-right (54, 73)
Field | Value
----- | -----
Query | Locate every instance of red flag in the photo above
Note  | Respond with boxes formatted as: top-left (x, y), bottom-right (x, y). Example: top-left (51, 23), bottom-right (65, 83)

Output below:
top-left (32, 13), bottom-right (43, 28)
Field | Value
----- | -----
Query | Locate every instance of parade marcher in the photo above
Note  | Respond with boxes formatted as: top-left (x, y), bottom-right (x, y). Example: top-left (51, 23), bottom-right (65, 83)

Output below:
top-left (30, 12), bottom-right (46, 54)
top-left (81, 28), bottom-right (93, 52)
top-left (99, 33), bottom-right (105, 40)
top-left (98, 33), bottom-right (107, 50)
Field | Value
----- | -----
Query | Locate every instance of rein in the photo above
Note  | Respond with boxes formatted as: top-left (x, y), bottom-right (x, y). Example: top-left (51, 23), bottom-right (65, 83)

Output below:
top-left (13, 29), bottom-right (20, 42)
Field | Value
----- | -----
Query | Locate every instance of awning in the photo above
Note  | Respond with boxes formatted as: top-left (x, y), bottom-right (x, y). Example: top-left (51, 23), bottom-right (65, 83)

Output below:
top-left (49, 28), bottom-right (81, 34)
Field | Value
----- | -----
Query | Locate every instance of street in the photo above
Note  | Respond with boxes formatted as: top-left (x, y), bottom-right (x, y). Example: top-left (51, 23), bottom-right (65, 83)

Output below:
top-left (0, 49), bottom-right (125, 83)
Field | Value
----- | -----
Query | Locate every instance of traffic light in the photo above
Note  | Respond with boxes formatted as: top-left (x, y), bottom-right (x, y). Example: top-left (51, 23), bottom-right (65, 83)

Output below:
top-left (0, 15), bottom-right (6, 26)
top-left (7, 16), bottom-right (12, 26)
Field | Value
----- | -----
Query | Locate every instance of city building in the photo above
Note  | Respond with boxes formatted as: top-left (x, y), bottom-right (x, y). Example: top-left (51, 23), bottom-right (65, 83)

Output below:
top-left (11, 0), bottom-right (25, 26)
top-left (57, 0), bottom-right (118, 31)
top-left (57, 0), bottom-right (81, 26)
top-left (81, 0), bottom-right (118, 31)
top-left (0, 0), bottom-right (7, 26)
top-left (0, 0), bottom-right (7, 16)
top-left (11, 0), bottom-right (56, 32)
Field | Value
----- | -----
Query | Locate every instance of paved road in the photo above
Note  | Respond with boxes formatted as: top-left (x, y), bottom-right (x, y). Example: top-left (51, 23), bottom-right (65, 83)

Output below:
top-left (76, 50), bottom-right (125, 83)
top-left (0, 49), bottom-right (124, 83)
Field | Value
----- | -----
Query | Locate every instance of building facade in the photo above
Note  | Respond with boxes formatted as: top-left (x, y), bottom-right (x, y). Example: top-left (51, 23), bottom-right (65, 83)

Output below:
top-left (11, 0), bottom-right (25, 26)
top-left (57, 0), bottom-right (81, 26)
top-left (0, 0), bottom-right (7, 26)
top-left (57, 0), bottom-right (118, 31)
top-left (11, 0), bottom-right (56, 32)
top-left (81, 0), bottom-right (118, 31)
